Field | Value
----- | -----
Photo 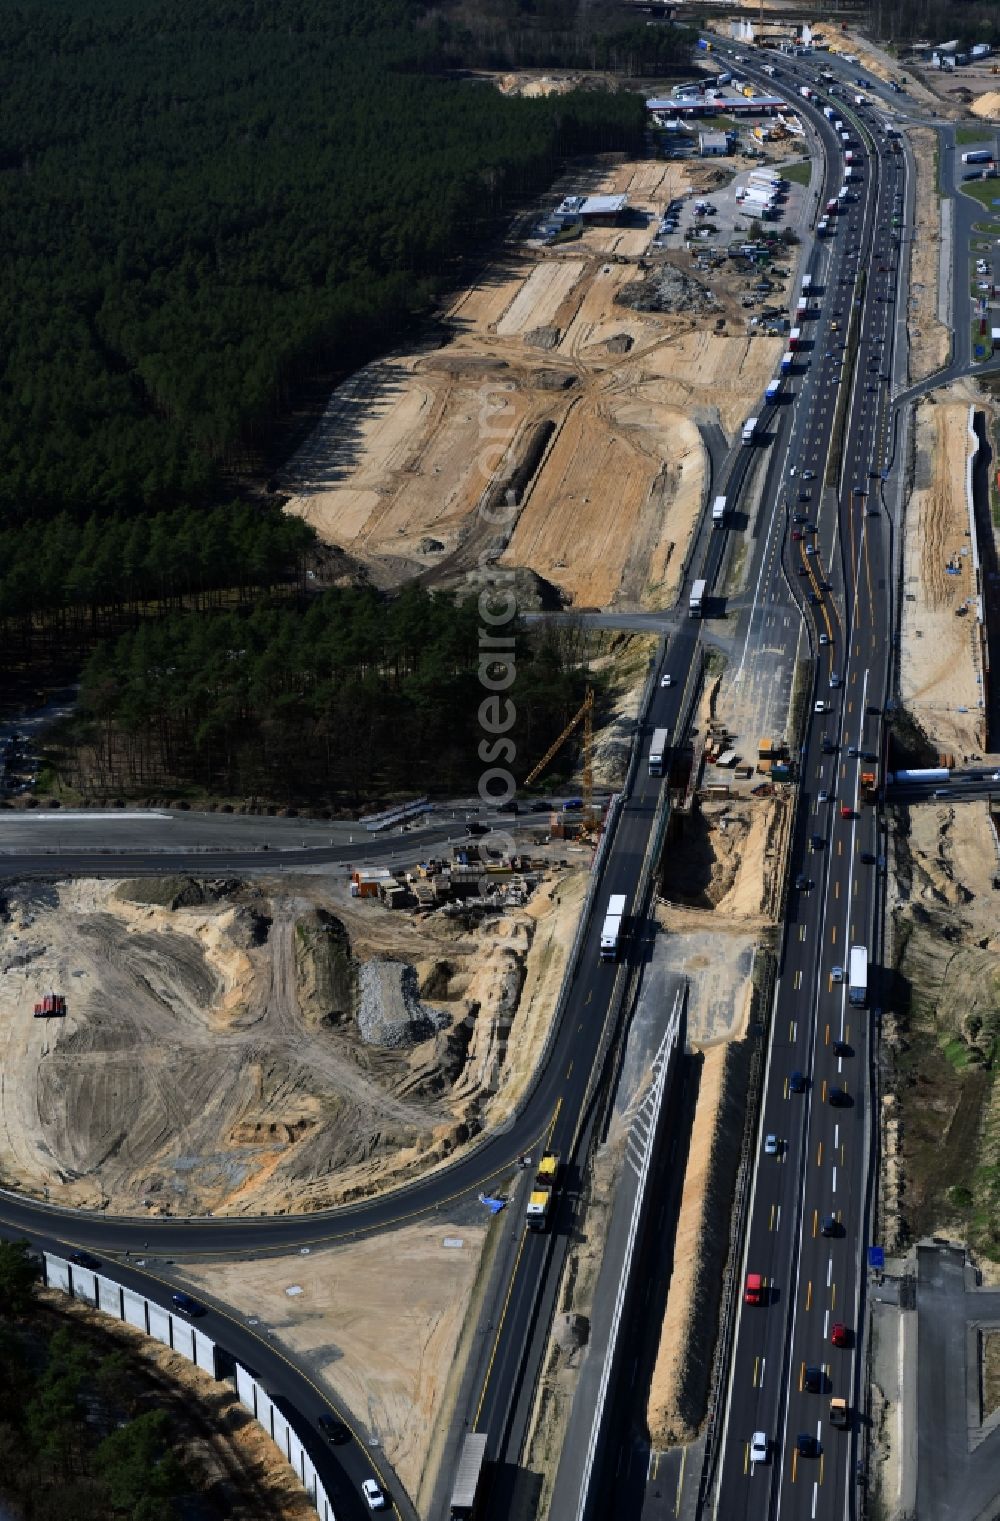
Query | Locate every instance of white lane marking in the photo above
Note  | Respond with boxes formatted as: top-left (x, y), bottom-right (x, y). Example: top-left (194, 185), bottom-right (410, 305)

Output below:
top-left (824, 1308), bottom-right (830, 1338)
top-left (812, 1481), bottom-right (819, 1518)
top-left (832, 1165), bottom-right (838, 1193)
top-left (827, 1257), bottom-right (833, 1287)
top-left (834, 1124), bottom-right (840, 1148)
top-left (776, 1205), bottom-right (782, 1232)
top-left (761, 1357), bottom-right (766, 1387)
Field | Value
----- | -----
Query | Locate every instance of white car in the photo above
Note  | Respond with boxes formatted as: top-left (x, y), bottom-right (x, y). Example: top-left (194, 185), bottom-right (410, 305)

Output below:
top-left (362, 1479), bottom-right (387, 1512)
top-left (819, 633), bottom-right (830, 646)
top-left (832, 965), bottom-right (844, 983)
top-left (764, 1134), bottom-right (779, 1156)
top-left (661, 674), bottom-right (673, 688)
top-left (814, 700), bottom-right (829, 713)
top-left (750, 1431), bottom-right (770, 1464)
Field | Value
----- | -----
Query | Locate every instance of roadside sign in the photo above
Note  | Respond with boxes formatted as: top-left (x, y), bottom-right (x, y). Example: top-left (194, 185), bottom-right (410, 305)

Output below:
top-left (868, 1246), bottom-right (885, 1271)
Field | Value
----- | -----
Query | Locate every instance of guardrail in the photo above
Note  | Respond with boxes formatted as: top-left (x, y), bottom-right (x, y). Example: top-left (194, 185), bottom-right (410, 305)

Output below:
top-left (364, 797), bottom-right (432, 833)
top-left (42, 1253), bottom-right (339, 1520)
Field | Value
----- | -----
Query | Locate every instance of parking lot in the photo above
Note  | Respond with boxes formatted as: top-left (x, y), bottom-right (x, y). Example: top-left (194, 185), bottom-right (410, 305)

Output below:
top-left (652, 152), bottom-right (809, 256)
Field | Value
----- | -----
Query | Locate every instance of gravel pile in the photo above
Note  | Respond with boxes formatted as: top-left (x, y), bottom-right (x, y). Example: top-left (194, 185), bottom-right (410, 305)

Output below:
top-left (356, 959), bottom-right (451, 1049)
top-left (616, 263), bottom-right (717, 315)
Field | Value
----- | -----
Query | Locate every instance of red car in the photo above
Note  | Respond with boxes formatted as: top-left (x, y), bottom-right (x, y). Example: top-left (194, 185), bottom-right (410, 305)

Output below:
top-left (745, 1272), bottom-right (766, 1306)
top-left (831, 1321), bottom-right (849, 1347)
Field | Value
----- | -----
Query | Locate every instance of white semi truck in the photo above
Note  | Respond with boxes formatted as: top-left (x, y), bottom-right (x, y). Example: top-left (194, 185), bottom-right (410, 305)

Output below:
top-left (649, 728), bottom-right (669, 778)
top-left (848, 945), bottom-right (868, 1007)
top-left (600, 894), bottom-right (628, 961)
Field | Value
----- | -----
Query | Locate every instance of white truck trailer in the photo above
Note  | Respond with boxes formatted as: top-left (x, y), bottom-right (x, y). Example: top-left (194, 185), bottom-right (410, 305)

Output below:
top-left (600, 894), bottom-right (628, 961)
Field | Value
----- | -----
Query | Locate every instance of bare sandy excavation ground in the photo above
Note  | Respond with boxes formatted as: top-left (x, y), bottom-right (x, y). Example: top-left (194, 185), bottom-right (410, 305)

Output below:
top-left (0, 869), bottom-right (581, 1216)
top-left (900, 389), bottom-right (985, 758)
top-left (280, 155), bottom-right (782, 612)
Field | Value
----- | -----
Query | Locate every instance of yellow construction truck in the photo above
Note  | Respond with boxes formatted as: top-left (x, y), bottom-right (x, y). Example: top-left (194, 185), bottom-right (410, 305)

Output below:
top-left (525, 1151), bottom-right (561, 1230)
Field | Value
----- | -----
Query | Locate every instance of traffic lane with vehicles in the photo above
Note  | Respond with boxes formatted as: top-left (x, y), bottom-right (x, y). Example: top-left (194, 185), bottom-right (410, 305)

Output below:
top-left (775, 451), bottom-right (893, 1516)
top-left (1, 1223), bottom-right (402, 1521)
top-left (771, 168), bottom-right (895, 1519)
top-left (714, 95), bottom-right (894, 1519)
top-left (450, 673), bottom-right (694, 1484)
top-left (718, 729), bottom-right (879, 1518)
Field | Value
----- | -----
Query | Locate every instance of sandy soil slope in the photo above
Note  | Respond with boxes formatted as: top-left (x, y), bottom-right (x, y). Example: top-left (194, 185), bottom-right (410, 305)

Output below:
top-left (280, 154), bottom-right (781, 612)
top-left (0, 869), bottom-right (581, 1217)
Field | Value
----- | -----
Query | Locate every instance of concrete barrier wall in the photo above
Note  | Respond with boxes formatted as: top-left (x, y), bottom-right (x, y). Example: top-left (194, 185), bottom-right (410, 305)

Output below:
top-left (233, 1357), bottom-right (336, 1519)
top-left (43, 1254), bottom-right (338, 1520)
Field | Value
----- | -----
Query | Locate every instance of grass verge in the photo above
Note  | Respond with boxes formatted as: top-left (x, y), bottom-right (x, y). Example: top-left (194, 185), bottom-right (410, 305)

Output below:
top-left (781, 158), bottom-right (812, 187)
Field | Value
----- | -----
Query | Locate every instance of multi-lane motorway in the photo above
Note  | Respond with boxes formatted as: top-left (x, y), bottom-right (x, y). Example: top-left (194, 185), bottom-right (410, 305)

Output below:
top-left (710, 48), bottom-right (903, 1521)
top-left (0, 44), bottom-right (938, 1521)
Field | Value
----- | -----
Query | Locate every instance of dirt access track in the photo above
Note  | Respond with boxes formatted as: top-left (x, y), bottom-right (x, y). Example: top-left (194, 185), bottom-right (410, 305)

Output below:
top-left (0, 870), bottom-right (583, 1216)
top-left (281, 153), bottom-right (782, 612)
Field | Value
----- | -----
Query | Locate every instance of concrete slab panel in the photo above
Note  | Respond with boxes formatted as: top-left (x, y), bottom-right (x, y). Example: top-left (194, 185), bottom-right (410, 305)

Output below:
top-left (236, 1363), bottom-right (257, 1414)
top-left (171, 1318), bottom-right (195, 1362)
top-left (287, 1425), bottom-right (305, 1479)
top-left (193, 1329), bottom-right (216, 1377)
top-left (97, 1276), bottom-right (123, 1318)
top-left (69, 1266), bottom-right (98, 1306)
top-left (147, 1300), bottom-right (171, 1348)
top-left (45, 1254), bottom-right (70, 1293)
top-left (257, 1389), bottom-right (275, 1441)
top-left (122, 1289), bottom-right (147, 1332)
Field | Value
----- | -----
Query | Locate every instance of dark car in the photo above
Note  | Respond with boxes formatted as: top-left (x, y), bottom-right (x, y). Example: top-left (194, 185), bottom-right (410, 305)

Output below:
top-left (833, 1039), bottom-right (852, 1057)
top-left (793, 512), bottom-right (808, 524)
top-left (821, 1214), bottom-right (839, 1237)
top-left (318, 1413), bottom-right (351, 1444)
top-left (795, 873), bottom-right (811, 891)
top-left (797, 1432), bottom-right (818, 1459)
top-left (809, 591), bottom-right (822, 605)
top-left (804, 1364), bottom-right (823, 1393)
top-left (828, 1087), bottom-right (849, 1107)
top-left (790, 1070), bottom-right (807, 1094)
top-left (810, 834), bottom-right (825, 852)
top-left (798, 489), bottom-right (812, 502)
top-left (69, 1251), bottom-right (101, 1271)
top-left (861, 851), bottom-right (876, 864)
top-left (171, 1292), bottom-right (206, 1317)
top-left (822, 737), bottom-right (838, 754)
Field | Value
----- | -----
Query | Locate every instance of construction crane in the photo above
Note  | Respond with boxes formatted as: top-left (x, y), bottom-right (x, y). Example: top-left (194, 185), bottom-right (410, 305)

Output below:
top-left (523, 687), bottom-right (595, 822)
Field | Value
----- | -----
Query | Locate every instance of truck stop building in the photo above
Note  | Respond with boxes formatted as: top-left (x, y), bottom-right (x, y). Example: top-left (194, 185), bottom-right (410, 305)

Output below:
top-left (699, 130), bottom-right (729, 156)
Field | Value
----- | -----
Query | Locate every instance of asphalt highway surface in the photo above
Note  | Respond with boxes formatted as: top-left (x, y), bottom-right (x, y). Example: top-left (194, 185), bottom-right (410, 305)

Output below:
top-left (709, 46), bottom-right (901, 1521)
top-left (0, 46), bottom-right (937, 1521)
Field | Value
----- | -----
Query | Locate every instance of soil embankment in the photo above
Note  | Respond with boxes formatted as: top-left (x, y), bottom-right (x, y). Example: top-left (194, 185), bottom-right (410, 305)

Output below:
top-left (0, 867), bottom-right (581, 1217)
top-left (884, 800), bottom-right (1000, 1261)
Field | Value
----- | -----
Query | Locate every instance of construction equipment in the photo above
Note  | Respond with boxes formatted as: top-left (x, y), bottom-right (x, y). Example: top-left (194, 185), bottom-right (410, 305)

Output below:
top-left (33, 992), bottom-right (66, 1018)
top-left (523, 687), bottom-right (594, 823)
top-left (526, 1151), bottom-right (561, 1230)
